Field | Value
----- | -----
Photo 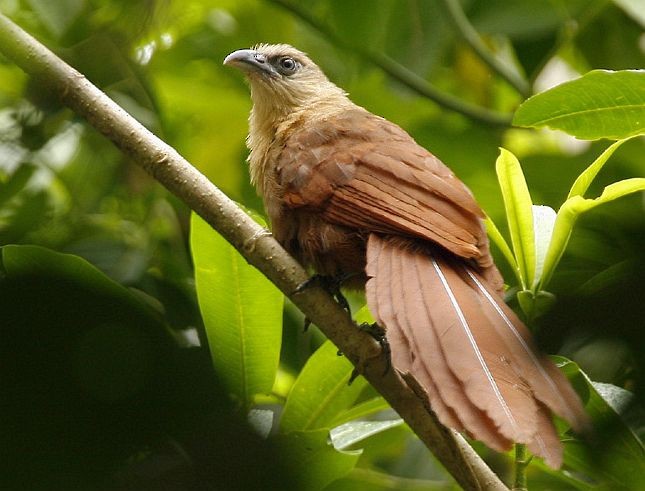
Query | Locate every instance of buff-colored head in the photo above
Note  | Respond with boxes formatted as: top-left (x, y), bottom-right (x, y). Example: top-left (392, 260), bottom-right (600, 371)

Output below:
top-left (224, 44), bottom-right (347, 119)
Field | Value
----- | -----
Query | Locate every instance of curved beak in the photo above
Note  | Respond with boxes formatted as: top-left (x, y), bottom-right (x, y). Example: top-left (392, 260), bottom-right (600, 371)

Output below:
top-left (223, 49), bottom-right (275, 77)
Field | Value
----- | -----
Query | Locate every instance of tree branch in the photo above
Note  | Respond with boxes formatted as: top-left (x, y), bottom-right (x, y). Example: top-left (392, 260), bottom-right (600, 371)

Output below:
top-left (0, 13), bottom-right (508, 491)
top-left (438, 0), bottom-right (531, 98)
top-left (267, 0), bottom-right (513, 127)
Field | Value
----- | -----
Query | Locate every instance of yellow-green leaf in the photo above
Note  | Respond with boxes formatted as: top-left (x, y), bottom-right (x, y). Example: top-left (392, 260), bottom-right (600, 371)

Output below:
top-left (495, 148), bottom-right (535, 289)
top-left (190, 212), bottom-right (283, 409)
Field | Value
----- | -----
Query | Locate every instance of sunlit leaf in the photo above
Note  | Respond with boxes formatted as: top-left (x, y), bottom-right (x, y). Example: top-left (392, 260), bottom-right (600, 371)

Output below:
top-left (190, 213), bottom-right (282, 409)
top-left (532, 204), bottom-right (556, 285)
top-left (353, 304), bottom-right (375, 325)
top-left (567, 138), bottom-right (633, 199)
top-left (484, 214), bottom-right (520, 284)
top-left (281, 341), bottom-right (367, 433)
top-left (514, 70), bottom-right (645, 140)
top-left (495, 148), bottom-right (535, 289)
top-left (331, 397), bottom-right (391, 427)
top-left (539, 178), bottom-right (645, 289)
top-left (330, 419), bottom-right (404, 451)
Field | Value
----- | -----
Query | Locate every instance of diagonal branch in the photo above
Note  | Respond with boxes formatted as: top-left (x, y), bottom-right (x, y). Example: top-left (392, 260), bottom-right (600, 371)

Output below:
top-left (267, 0), bottom-right (513, 127)
top-left (0, 13), bottom-right (508, 491)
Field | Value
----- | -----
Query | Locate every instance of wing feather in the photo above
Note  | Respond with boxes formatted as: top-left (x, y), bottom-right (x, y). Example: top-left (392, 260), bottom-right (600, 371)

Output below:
top-left (278, 109), bottom-right (488, 262)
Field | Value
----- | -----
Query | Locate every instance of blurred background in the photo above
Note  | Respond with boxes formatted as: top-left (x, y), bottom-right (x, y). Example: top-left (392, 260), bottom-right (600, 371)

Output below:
top-left (1, 0), bottom-right (643, 489)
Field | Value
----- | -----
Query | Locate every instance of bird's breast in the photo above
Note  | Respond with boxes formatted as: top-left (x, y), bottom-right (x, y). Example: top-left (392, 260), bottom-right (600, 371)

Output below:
top-left (271, 206), bottom-right (368, 283)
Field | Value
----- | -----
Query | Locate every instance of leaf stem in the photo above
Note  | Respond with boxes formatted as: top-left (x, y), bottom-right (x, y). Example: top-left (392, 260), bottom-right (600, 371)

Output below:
top-left (513, 443), bottom-right (530, 490)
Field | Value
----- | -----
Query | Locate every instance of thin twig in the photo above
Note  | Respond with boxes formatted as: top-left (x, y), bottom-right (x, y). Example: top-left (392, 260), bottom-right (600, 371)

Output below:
top-left (439, 0), bottom-right (531, 97)
top-left (267, 0), bottom-right (513, 127)
top-left (0, 12), bottom-right (508, 491)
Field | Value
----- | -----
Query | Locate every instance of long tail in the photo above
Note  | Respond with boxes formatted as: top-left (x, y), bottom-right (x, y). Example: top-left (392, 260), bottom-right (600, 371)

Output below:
top-left (365, 234), bottom-right (590, 468)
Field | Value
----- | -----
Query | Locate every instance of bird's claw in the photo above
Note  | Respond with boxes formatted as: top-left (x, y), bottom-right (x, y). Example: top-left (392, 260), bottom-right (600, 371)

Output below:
top-left (358, 322), bottom-right (391, 376)
top-left (346, 322), bottom-right (391, 385)
top-left (295, 273), bottom-right (355, 330)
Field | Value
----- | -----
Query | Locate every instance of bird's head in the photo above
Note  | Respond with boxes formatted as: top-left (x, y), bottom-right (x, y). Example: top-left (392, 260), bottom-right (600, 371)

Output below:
top-left (224, 44), bottom-right (347, 119)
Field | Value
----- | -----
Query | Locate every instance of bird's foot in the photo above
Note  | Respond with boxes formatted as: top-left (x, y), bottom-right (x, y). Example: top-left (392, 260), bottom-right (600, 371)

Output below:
top-left (348, 322), bottom-right (391, 384)
top-left (359, 322), bottom-right (391, 376)
top-left (296, 273), bottom-right (356, 331)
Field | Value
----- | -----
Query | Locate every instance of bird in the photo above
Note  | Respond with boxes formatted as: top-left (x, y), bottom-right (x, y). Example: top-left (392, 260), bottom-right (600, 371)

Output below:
top-left (224, 43), bottom-right (589, 468)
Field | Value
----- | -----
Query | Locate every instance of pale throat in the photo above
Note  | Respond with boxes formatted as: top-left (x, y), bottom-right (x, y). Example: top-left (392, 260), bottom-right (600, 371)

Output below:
top-left (246, 81), bottom-right (350, 193)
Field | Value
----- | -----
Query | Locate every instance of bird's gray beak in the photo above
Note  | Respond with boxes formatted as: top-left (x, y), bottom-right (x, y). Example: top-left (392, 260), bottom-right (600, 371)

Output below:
top-left (223, 49), bottom-right (275, 77)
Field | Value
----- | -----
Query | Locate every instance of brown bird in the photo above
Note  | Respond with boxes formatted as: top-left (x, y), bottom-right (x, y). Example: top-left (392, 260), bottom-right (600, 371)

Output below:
top-left (224, 44), bottom-right (589, 468)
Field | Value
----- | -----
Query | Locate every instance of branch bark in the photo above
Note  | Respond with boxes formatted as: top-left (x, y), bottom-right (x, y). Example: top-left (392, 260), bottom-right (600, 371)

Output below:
top-left (0, 13), bottom-right (508, 491)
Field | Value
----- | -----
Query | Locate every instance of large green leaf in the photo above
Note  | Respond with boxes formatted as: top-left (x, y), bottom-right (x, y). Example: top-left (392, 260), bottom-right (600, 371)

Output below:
top-left (281, 340), bottom-right (367, 433)
top-left (190, 213), bottom-right (282, 409)
top-left (495, 147), bottom-right (535, 289)
top-left (2, 244), bottom-right (152, 314)
top-left (513, 70), bottom-right (645, 140)
top-left (0, 244), bottom-right (175, 403)
top-left (276, 429), bottom-right (361, 490)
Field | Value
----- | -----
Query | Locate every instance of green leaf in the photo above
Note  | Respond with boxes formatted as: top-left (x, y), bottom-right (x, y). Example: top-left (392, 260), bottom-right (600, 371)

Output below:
top-left (517, 289), bottom-right (556, 320)
top-left (513, 70), bottom-right (645, 140)
top-left (276, 429), bottom-right (361, 490)
top-left (331, 396), bottom-right (391, 427)
top-left (281, 341), bottom-right (367, 433)
top-left (532, 204), bottom-right (556, 286)
top-left (0, 163), bottom-right (35, 206)
top-left (190, 213), bottom-right (282, 409)
top-left (330, 419), bottom-right (404, 451)
top-left (26, 0), bottom-right (84, 38)
top-left (495, 147), bottom-right (535, 289)
top-left (553, 357), bottom-right (645, 489)
top-left (353, 304), bottom-right (375, 325)
top-left (484, 214), bottom-right (521, 285)
top-left (1, 245), bottom-right (174, 403)
top-left (539, 178), bottom-right (645, 289)
top-left (567, 138), bottom-right (633, 199)
top-left (2, 244), bottom-right (150, 314)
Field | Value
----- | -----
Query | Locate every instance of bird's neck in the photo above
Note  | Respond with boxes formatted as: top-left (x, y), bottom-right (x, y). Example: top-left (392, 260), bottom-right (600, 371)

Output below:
top-left (246, 87), bottom-right (352, 193)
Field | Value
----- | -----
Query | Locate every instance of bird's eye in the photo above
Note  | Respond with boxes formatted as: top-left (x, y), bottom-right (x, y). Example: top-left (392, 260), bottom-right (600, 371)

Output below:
top-left (278, 57), bottom-right (298, 74)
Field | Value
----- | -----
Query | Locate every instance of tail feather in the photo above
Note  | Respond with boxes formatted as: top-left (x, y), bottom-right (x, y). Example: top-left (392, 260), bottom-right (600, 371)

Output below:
top-left (528, 403), bottom-right (563, 469)
top-left (423, 251), bottom-right (539, 443)
top-left (465, 269), bottom-right (591, 434)
top-left (365, 234), bottom-right (589, 468)
top-left (367, 235), bottom-right (465, 431)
